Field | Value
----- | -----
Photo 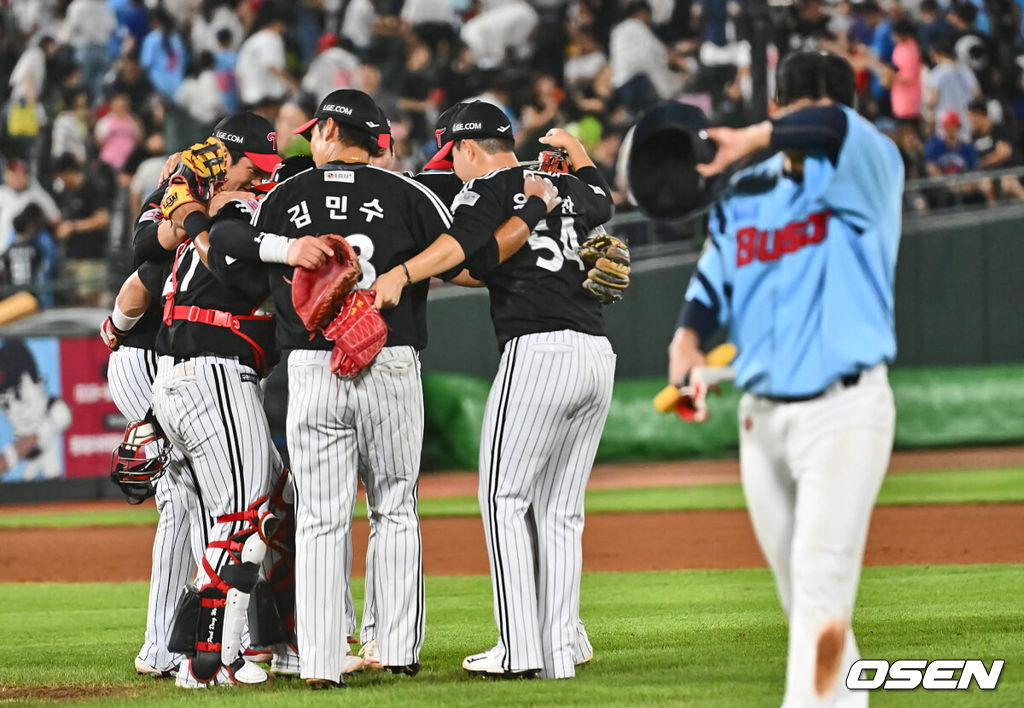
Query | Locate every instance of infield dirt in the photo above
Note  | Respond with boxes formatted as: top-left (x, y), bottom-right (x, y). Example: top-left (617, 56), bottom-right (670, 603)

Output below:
top-left (2, 447), bottom-right (1021, 582)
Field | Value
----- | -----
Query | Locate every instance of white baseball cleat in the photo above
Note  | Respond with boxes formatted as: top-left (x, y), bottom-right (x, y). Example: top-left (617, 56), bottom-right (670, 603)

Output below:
top-left (342, 651), bottom-right (365, 675)
top-left (270, 646), bottom-right (301, 677)
top-left (462, 647), bottom-right (540, 678)
top-left (359, 639), bottom-right (381, 670)
top-left (174, 657), bottom-right (271, 688)
top-left (134, 657), bottom-right (177, 678)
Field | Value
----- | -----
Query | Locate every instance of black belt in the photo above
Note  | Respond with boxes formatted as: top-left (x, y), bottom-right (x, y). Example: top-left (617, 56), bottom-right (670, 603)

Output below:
top-left (762, 372), bottom-right (861, 404)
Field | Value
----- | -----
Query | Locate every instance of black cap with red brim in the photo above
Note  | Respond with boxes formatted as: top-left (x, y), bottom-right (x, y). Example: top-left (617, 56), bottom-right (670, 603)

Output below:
top-left (252, 154), bottom-right (316, 192)
top-left (423, 101), bottom-right (513, 170)
top-left (212, 111), bottom-right (281, 174)
top-left (294, 89), bottom-right (389, 149)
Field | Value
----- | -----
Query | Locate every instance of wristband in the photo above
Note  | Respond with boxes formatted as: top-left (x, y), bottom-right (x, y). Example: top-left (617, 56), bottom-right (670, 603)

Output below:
top-left (111, 301), bottom-right (143, 332)
top-left (182, 211), bottom-right (211, 241)
top-left (517, 196), bottom-right (549, 231)
top-left (400, 262), bottom-right (411, 285)
top-left (258, 232), bottom-right (293, 264)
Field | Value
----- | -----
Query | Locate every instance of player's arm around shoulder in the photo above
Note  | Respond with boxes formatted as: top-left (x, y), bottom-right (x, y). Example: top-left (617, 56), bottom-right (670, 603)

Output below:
top-left (539, 127), bottom-right (615, 227)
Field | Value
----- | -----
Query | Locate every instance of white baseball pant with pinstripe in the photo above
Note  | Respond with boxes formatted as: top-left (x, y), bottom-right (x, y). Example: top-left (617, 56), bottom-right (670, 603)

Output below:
top-left (288, 346), bottom-right (425, 682)
top-left (479, 329), bottom-right (615, 679)
top-left (107, 346), bottom-right (201, 674)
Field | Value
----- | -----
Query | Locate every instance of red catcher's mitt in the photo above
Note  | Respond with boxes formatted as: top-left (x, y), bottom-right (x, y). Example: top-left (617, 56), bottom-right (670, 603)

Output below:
top-left (291, 234), bottom-right (361, 331)
top-left (323, 290), bottom-right (388, 378)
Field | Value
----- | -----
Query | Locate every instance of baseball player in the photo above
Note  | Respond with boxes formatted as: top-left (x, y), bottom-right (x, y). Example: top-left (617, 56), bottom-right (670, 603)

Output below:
top-left (668, 51), bottom-right (902, 706)
top-left (102, 129), bottom-right (248, 680)
top-left (105, 114), bottom-right (294, 688)
top-left (208, 89), bottom-right (559, 688)
top-left (373, 102), bottom-right (625, 680)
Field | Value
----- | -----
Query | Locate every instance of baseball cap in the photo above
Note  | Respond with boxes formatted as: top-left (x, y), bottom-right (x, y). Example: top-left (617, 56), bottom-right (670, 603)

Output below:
top-left (376, 105), bottom-right (392, 151)
top-left (423, 104), bottom-right (463, 170)
top-left (423, 101), bottom-right (513, 170)
top-left (212, 112), bottom-right (281, 174)
top-left (252, 154), bottom-right (315, 192)
top-left (293, 89), bottom-right (388, 148)
top-left (941, 109), bottom-right (962, 128)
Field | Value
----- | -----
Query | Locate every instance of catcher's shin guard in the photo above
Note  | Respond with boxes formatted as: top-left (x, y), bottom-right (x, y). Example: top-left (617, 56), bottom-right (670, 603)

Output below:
top-left (177, 498), bottom-right (276, 683)
top-left (167, 586), bottom-right (201, 654)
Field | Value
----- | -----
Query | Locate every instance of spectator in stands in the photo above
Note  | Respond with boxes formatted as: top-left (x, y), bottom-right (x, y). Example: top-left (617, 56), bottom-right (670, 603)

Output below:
top-left (397, 42), bottom-right (437, 145)
top-left (925, 38), bottom-right (980, 139)
top-left (275, 97), bottom-right (315, 158)
top-left (111, 0), bottom-right (150, 50)
top-left (889, 19), bottom-right (923, 124)
top-left (124, 129), bottom-right (168, 215)
top-left (402, 0), bottom-right (457, 53)
top-left (104, 52), bottom-right (153, 116)
top-left (236, 4), bottom-right (297, 109)
top-left (610, 1), bottom-right (684, 114)
top-left (139, 8), bottom-right (188, 100)
top-left (1, 204), bottom-right (57, 308)
top-left (191, 0), bottom-right (244, 55)
top-left (0, 160), bottom-right (61, 256)
top-left (460, 0), bottom-right (539, 70)
top-left (302, 34), bottom-right (364, 99)
top-left (53, 154), bottom-right (111, 305)
top-left (8, 34), bottom-right (56, 107)
top-left (94, 93), bottom-right (142, 172)
top-left (518, 74), bottom-right (564, 159)
top-left (918, 0), bottom-right (955, 63)
top-left (212, 28), bottom-right (240, 113)
top-left (50, 90), bottom-right (92, 165)
top-left (62, 0), bottom-right (118, 102)
top-left (924, 110), bottom-right (984, 207)
top-left (175, 51), bottom-right (228, 126)
top-left (969, 99), bottom-right (1024, 202)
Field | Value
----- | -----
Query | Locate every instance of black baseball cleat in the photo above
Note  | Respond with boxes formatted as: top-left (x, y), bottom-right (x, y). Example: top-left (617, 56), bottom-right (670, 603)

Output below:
top-left (387, 662), bottom-right (421, 676)
top-left (463, 649), bottom-right (540, 679)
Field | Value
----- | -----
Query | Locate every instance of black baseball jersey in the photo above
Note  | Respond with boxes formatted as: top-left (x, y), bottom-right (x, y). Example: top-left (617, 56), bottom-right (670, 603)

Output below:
top-left (412, 170), bottom-right (463, 211)
top-left (449, 165), bottom-right (614, 350)
top-left (138, 197), bottom-right (277, 374)
top-left (121, 183), bottom-right (170, 349)
top-left (243, 161), bottom-right (453, 351)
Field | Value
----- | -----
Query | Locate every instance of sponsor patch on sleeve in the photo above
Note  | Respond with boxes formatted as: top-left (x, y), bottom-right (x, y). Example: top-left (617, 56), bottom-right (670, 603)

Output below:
top-left (451, 190), bottom-right (480, 211)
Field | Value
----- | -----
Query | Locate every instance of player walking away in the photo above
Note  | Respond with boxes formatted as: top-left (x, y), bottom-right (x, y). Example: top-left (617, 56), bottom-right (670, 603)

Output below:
top-left (101, 116), bottom-right (274, 680)
top-left (669, 51), bottom-right (902, 706)
top-left (373, 102), bottom-right (621, 680)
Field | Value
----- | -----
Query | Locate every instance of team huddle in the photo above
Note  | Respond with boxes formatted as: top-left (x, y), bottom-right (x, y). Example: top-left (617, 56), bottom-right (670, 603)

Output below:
top-left (102, 86), bottom-right (629, 688)
top-left (101, 49), bottom-right (903, 705)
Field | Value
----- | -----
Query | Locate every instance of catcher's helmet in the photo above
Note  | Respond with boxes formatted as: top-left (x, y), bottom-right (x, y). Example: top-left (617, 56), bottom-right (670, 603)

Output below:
top-left (623, 101), bottom-right (725, 221)
top-left (110, 413), bottom-right (170, 505)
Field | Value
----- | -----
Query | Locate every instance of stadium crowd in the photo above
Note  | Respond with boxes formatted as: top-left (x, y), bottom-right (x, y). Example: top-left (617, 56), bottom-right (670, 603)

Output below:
top-left (0, 0), bottom-right (1022, 306)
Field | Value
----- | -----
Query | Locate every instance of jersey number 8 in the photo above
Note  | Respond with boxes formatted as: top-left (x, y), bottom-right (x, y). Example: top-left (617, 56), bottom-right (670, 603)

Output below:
top-left (343, 234), bottom-right (375, 289)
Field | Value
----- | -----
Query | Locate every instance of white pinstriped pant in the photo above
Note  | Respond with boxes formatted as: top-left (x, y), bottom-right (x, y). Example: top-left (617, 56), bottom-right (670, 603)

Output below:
top-left (151, 356), bottom-right (276, 590)
top-left (107, 346), bottom-right (200, 672)
top-left (479, 329), bottom-right (615, 679)
top-left (288, 346), bottom-right (425, 682)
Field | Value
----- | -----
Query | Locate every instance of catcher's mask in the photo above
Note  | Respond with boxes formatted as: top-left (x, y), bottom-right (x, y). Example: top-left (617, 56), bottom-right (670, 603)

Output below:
top-left (110, 413), bottom-right (170, 505)
top-left (622, 101), bottom-right (726, 221)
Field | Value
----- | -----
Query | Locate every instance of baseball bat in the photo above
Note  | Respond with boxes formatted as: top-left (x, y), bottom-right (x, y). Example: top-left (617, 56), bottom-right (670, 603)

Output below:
top-left (653, 342), bottom-right (737, 413)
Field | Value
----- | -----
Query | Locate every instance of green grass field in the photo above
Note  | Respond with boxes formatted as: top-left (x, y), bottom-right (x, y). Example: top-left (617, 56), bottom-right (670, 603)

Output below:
top-left (0, 565), bottom-right (1021, 706)
top-left (2, 467), bottom-right (1021, 529)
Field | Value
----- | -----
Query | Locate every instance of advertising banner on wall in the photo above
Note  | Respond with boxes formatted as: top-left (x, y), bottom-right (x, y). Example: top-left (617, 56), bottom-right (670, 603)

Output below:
top-left (0, 336), bottom-right (123, 484)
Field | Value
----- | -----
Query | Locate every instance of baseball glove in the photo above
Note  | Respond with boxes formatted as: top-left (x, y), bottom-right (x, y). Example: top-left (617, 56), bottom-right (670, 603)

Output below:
top-left (291, 234), bottom-right (362, 331)
top-left (160, 138), bottom-right (230, 219)
top-left (323, 290), bottom-right (388, 378)
top-left (100, 315), bottom-right (127, 351)
top-left (580, 233), bottom-right (630, 304)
